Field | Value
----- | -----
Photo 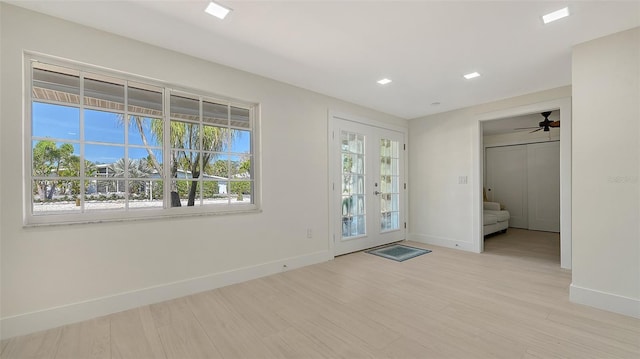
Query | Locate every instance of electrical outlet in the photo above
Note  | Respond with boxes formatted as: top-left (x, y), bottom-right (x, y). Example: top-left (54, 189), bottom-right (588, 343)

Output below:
top-left (306, 228), bottom-right (313, 238)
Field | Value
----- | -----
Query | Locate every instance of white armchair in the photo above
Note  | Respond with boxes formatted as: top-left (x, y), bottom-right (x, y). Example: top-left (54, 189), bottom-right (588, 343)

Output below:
top-left (483, 201), bottom-right (510, 236)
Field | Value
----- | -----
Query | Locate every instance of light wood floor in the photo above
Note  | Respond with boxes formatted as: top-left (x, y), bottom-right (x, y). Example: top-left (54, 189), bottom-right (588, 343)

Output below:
top-left (3, 228), bottom-right (639, 358)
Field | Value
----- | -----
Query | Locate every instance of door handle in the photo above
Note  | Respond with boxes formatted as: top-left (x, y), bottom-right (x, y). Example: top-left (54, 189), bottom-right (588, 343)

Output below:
top-left (374, 191), bottom-right (381, 195)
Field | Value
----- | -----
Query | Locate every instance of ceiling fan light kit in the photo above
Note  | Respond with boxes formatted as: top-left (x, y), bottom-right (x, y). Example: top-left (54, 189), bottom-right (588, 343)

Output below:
top-left (539, 111), bottom-right (553, 132)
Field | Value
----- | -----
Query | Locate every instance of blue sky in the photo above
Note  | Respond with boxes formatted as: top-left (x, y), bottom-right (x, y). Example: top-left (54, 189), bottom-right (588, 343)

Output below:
top-left (32, 102), bottom-right (250, 164)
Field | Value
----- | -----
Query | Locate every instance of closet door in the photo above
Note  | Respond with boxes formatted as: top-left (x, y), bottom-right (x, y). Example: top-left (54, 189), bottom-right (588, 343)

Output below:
top-left (485, 146), bottom-right (528, 229)
top-left (527, 141), bottom-right (560, 232)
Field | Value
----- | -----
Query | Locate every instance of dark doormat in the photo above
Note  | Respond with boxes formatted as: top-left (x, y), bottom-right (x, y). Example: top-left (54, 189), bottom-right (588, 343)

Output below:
top-left (366, 244), bottom-right (431, 262)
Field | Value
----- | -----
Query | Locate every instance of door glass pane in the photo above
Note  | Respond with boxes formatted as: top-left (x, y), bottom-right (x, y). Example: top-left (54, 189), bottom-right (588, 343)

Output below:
top-left (380, 138), bottom-right (400, 231)
top-left (341, 131), bottom-right (366, 238)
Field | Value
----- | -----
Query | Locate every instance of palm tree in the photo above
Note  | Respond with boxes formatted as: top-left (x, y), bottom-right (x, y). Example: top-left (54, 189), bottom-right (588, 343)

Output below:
top-left (129, 115), bottom-right (235, 206)
top-left (32, 140), bottom-right (75, 200)
top-left (60, 156), bottom-right (96, 195)
top-left (177, 122), bottom-right (227, 206)
top-left (109, 158), bottom-right (154, 196)
top-left (109, 158), bottom-right (152, 179)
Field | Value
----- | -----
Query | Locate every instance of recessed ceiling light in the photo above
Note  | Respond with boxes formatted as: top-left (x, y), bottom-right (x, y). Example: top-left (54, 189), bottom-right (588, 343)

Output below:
top-left (542, 7), bottom-right (569, 24)
top-left (464, 72), bottom-right (480, 80)
top-left (377, 78), bottom-right (392, 85)
top-left (205, 1), bottom-right (232, 20)
top-left (431, 102), bottom-right (441, 106)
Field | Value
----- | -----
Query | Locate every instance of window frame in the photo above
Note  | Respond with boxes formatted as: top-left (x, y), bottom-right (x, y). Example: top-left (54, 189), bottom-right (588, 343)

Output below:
top-left (24, 54), bottom-right (260, 226)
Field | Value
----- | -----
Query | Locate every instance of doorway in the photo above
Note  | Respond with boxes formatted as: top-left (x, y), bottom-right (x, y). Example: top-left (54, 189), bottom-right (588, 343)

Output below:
top-left (473, 98), bottom-right (572, 269)
top-left (329, 114), bottom-right (407, 256)
top-left (485, 141), bottom-right (561, 232)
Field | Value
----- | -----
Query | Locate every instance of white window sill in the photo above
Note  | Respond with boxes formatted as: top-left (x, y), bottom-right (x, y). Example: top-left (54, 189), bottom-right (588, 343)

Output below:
top-left (23, 205), bottom-right (262, 228)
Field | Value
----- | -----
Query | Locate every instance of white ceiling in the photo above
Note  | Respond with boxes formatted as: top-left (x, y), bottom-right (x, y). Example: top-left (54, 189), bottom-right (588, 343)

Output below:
top-left (10, 1), bottom-right (640, 119)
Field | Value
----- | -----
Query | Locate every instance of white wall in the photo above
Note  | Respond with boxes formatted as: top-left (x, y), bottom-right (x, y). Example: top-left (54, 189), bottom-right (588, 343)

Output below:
top-left (0, 4), bottom-right (407, 338)
top-left (571, 27), bottom-right (640, 318)
top-left (0, 3), bottom-right (3, 333)
top-left (408, 86), bottom-right (570, 251)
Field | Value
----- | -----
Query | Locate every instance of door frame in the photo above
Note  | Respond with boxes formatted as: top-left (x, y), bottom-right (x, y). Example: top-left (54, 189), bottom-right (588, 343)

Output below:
top-left (328, 111), bottom-right (408, 257)
top-left (473, 97), bottom-right (572, 269)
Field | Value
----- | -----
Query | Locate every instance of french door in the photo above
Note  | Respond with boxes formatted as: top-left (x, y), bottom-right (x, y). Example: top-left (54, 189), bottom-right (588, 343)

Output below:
top-left (331, 117), bottom-right (406, 256)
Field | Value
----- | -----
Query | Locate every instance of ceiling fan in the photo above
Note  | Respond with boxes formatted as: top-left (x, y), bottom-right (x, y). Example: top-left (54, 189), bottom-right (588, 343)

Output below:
top-left (515, 111), bottom-right (560, 133)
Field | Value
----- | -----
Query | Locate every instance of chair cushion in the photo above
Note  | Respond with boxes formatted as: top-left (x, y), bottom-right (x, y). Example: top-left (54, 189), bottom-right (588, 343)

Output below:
top-left (485, 210), bottom-right (510, 222)
top-left (483, 201), bottom-right (501, 211)
top-left (483, 213), bottom-right (498, 225)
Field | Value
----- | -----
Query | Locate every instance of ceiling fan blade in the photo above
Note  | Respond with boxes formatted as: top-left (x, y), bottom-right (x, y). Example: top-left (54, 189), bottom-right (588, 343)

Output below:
top-left (513, 112), bottom-right (558, 133)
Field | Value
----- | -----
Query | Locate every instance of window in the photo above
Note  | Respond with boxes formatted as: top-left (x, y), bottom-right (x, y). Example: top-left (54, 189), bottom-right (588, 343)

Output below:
top-left (26, 57), bottom-right (258, 225)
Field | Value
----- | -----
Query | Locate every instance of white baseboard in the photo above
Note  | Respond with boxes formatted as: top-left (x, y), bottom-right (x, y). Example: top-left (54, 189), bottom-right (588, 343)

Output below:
top-left (1, 250), bottom-right (331, 340)
top-left (407, 233), bottom-right (475, 252)
top-left (570, 283), bottom-right (640, 319)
